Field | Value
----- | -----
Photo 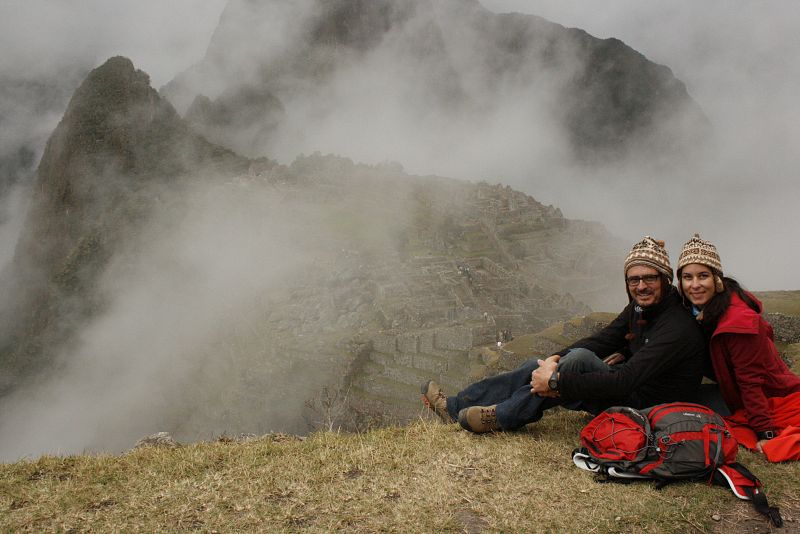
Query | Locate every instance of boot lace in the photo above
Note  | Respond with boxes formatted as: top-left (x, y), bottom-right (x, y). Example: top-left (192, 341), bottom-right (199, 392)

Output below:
top-left (481, 407), bottom-right (497, 424)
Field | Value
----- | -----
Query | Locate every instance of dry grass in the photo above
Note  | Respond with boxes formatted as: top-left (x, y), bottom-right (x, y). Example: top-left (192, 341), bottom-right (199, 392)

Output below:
top-left (2, 409), bottom-right (797, 533)
top-left (754, 291), bottom-right (800, 316)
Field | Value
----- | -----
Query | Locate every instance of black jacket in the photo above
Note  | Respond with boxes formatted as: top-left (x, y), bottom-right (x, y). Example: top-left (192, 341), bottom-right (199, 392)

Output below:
top-left (557, 288), bottom-right (705, 409)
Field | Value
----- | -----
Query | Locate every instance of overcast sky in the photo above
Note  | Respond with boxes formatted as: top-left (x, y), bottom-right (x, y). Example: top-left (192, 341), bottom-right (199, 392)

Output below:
top-left (1, 0), bottom-right (799, 288)
top-left (0, 1), bottom-right (226, 83)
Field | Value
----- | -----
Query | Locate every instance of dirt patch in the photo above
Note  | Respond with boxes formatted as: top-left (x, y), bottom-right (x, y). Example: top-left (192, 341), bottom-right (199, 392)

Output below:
top-left (455, 508), bottom-right (490, 534)
top-left (711, 499), bottom-right (800, 533)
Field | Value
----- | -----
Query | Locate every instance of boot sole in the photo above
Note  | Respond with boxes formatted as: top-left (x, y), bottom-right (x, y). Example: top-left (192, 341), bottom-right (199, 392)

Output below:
top-left (420, 381), bottom-right (454, 423)
top-left (420, 380), bottom-right (433, 410)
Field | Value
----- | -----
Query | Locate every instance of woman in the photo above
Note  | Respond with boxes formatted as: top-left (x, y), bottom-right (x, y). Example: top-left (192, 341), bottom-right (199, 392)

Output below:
top-left (677, 234), bottom-right (800, 460)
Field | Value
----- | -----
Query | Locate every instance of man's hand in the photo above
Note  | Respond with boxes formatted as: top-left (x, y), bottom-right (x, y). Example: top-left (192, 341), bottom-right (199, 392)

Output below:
top-left (603, 352), bottom-right (626, 365)
top-left (756, 439), bottom-right (769, 454)
top-left (531, 354), bottom-right (560, 398)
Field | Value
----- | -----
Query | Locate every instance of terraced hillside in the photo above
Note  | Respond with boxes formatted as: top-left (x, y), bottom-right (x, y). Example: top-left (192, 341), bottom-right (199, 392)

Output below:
top-left (0, 58), bottom-right (625, 458)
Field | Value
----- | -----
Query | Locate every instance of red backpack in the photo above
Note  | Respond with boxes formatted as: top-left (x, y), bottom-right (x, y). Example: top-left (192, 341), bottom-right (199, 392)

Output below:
top-left (572, 402), bottom-right (783, 527)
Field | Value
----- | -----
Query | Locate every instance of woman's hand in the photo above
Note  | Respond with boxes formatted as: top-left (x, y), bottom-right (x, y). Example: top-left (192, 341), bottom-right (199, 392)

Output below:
top-left (603, 352), bottom-right (626, 365)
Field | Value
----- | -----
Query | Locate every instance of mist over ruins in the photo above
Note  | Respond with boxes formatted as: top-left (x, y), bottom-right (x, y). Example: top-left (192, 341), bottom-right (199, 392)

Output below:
top-left (0, 0), bottom-right (767, 460)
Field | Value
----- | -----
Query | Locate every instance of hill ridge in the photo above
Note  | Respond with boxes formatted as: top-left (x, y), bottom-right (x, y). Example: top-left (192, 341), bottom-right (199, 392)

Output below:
top-left (163, 0), bottom-right (708, 163)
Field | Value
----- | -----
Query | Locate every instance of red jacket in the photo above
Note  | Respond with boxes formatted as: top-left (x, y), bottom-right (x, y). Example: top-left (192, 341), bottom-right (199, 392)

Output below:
top-left (710, 292), bottom-right (800, 432)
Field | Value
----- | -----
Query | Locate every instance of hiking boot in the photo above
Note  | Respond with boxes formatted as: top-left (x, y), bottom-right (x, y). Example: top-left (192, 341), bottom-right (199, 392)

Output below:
top-left (420, 380), bottom-right (453, 423)
top-left (458, 405), bottom-right (499, 433)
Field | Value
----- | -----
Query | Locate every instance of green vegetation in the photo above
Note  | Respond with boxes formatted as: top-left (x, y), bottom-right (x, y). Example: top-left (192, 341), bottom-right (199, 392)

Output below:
top-left (754, 291), bottom-right (800, 316)
top-left (3, 411), bottom-right (796, 533)
top-left (515, 312), bottom-right (618, 350)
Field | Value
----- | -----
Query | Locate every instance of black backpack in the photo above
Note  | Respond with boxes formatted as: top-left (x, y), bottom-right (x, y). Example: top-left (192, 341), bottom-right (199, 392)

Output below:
top-left (572, 402), bottom-right (783, 527)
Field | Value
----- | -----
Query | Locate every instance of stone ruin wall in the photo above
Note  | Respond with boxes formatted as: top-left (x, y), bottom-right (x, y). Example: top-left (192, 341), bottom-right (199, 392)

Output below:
top-left (348, 324), bottom-right (488, 424)
top-left (766, 313), bottom-right (800, 344)
top-left (254, 177), bottom-right (622, 431)
top-left (338, 183), bottom-right (606, 425)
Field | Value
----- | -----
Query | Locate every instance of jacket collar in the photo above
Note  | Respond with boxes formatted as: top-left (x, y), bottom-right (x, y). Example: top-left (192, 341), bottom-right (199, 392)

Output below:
top-left (713, 291), bottom-right (762, 336)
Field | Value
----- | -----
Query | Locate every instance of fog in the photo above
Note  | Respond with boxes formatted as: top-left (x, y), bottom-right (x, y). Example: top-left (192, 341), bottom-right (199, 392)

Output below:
top-left (2, 0), bottom-right (797, 284)
top-left (0, 1), bottom-right (225, 84)
top-left (481, 0), bottom-right (800, 290)
top-left (171, 0), bottom-right (800, 290)
top-left (0, 176), bottom-right (391, 459)
top-left (1, 184), bottom-right (306, 457)
top-left (1, 0), bottom-right (799, 459)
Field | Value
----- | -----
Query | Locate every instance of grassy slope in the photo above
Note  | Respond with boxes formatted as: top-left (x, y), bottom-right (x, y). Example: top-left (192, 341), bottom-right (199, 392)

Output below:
top-left (2, 409), bottom-right (798, 533)
top-left (754, 291), bottom-right (800, 316)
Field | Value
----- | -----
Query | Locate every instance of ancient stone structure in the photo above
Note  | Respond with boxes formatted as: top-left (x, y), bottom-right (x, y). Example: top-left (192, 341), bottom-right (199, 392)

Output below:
top-left (766, 313), bottom-right (800, 344)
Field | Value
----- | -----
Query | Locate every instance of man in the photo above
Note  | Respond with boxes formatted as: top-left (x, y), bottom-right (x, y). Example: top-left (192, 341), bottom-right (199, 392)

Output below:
top-left (421, 236), bottom-right (705, 433)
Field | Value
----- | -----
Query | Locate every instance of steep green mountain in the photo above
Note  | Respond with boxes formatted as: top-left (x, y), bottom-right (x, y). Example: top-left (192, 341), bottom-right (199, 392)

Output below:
top-left (163, 0), bottom-right (708, 162)
top-left (0, 56), bottom-right (249, 392)
top-left (0, 57), bottom-right (626, 455)
top-left (0, 67), bottom-right (88, 195)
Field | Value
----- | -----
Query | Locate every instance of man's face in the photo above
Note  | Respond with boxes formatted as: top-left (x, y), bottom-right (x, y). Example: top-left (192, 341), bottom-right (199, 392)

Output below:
top-left (626, 265), bottom-right (664, 307)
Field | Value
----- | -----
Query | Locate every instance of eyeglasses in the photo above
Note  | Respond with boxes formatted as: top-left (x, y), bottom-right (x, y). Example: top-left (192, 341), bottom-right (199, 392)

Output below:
top-left (626, 274), bottom-right (661, 287)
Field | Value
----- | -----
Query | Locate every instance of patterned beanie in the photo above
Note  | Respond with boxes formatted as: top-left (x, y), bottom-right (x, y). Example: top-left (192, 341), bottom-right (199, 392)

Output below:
top-left (624, 236), bottom-right (673, 281)
top-left (677, 233), bottom-right (723, 275)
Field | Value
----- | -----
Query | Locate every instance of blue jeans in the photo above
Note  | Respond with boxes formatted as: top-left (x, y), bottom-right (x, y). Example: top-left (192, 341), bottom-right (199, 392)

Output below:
top-left (446, 348), bottom-right (613, 430)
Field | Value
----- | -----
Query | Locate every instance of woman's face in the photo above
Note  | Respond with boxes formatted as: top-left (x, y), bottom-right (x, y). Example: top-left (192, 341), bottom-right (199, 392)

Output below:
top-left (680, 263), bottom-right (717, 308)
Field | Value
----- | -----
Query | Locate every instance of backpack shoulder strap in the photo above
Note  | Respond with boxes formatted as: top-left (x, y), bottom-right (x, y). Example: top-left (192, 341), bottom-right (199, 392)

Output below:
top-left (572, 447), bottom-right (601, 473)
top-left (572, 447), bottom-right (652, 480)
top-left (714, 463), bottom-right (783, 527)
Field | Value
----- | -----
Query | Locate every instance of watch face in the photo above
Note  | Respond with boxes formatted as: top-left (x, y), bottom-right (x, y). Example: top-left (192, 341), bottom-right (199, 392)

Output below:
top-left (548, 372), bottom-right (558, 390)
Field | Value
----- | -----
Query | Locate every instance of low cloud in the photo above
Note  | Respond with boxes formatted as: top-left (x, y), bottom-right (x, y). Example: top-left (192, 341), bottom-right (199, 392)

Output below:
top-left (481, 0), bottom-right (800, 289)
top-left (0, 179), bottom-right (365, 459)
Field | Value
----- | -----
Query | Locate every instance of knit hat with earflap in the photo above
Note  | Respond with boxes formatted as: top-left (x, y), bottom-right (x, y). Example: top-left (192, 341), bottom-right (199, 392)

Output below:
top-left (677, 233), bottom-right (723, 275)
top-left (624, 236), bottom-right (673, 281)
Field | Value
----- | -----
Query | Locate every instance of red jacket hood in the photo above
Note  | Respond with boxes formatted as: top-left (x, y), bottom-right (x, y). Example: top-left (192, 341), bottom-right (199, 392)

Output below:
top-left (713, 291), bottom-right (764, 337)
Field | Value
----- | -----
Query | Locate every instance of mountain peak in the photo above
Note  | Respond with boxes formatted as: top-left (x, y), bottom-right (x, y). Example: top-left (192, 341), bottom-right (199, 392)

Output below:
top-left (164, 0), bottom-right (708, 163)
top-left (1, 57), bottom-right (248, 388)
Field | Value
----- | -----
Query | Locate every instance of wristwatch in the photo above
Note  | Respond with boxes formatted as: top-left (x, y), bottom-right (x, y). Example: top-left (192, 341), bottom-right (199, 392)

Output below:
top-left (756, 430), bottom-right (775, 440)
top-left (548, 371), bottom-right (559, 391)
